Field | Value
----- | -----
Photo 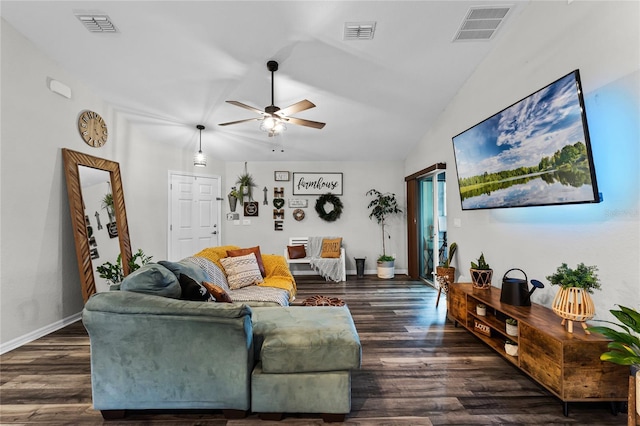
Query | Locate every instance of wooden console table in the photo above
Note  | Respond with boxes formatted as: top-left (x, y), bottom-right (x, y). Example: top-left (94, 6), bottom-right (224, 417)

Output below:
top-left (448, 283), bottom-right (628, 416)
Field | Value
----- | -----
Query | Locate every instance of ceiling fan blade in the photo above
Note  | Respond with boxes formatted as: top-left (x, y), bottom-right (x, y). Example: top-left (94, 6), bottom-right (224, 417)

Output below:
top-left (226, 100), bottom-right (266, 115)
top-left (277, 99), bottom-right (316, 117)
top-left (285, 116), bottom-right (326, 129)
top-left (218, 117), bottom-right (261, 126)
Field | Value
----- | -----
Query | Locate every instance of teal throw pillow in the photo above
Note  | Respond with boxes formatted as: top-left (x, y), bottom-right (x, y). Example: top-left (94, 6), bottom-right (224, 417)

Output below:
top-left (121, 263), bottom-right (181, 299)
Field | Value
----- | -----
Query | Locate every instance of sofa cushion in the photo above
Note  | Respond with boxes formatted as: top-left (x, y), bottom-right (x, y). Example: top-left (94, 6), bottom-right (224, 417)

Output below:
top-left (179, 274), bottom-right (212, 301)
top-left (120, 263), bottom-right (182, 298)
top-left (158, 258), bottom-right (208, 284)
top-left (227, 246), bottom-right (266, 277)
top-left (220, 253), bottom-right (264, 290)
top-left (251, 306), bottom-right (361, 374)
top-left (287, 245), bottom-right (306, 259)
top-left (320, 238), bottom-right (342, 258)
top-left (203, 281), bottom-right (232, 303)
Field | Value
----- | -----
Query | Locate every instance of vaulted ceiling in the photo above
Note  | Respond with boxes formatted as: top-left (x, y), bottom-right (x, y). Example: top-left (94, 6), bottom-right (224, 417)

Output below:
top-left (1, 1), bottom-right (527, 161)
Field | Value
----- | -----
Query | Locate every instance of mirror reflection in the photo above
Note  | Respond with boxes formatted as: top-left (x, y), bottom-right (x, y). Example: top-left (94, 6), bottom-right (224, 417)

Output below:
top-left (63, 148), bottom-right (132, 302)
top-left (78, 166), bottom-right (122, 292)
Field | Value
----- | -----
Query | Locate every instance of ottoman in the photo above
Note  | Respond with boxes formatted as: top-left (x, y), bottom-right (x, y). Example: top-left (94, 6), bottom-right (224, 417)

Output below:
top-left (250, 305), bottom-right (361, 422)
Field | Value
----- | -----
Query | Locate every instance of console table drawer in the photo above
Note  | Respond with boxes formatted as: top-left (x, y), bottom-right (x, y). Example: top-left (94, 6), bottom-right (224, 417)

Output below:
top-left (520, 348), bottom-right (562, 395)
top-left (520, 322), bottom-right (562, 360)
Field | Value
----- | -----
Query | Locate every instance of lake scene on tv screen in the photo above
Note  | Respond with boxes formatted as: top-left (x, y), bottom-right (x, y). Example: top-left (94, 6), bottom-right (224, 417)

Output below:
top-left (452, 71), bottom-right (598, 210)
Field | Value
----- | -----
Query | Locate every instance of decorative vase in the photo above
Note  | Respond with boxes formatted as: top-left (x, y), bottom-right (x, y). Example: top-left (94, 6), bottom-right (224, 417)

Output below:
top-left (551, 287), bottom-right (595, 334)
top-left (228, 195), bottom-right (238, 212)
top-left (506, 323), bottom-right (518, 336)
top-left (471, 268), bottom-right (493, 289)
top-left (476, 305), bottom-right (486, 316)
top-left (505, 342), bottom-right (519, 357)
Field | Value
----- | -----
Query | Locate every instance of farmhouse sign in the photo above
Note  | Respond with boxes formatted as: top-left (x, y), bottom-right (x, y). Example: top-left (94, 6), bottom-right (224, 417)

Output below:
top-left (292, 172), bottom-right (343, 196)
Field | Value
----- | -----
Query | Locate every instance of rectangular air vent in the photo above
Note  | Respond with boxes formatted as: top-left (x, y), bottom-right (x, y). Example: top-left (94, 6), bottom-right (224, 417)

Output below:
top-left (76, 14), bottom-right (118, 33)
top-left (453, 6), bottom-right (510, 41)
top-left (344, 22), bottom-right (376, 40)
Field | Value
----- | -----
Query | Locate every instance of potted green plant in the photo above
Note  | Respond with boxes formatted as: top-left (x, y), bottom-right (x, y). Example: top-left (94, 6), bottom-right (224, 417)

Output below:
top-left (436, 242), bottom-right (458, 287)
top-left (236, 162), bottom-right (257, 201)
top-left (476, 303), bottom-right (486, 316)
top-left (228, 186), bottom-right (239, 212)
top-left (506, 318), bottom-right (518, 336)
top-left (470, 252), bottom-right (493, 289)
top-left (547, 262), bottom-right (600, 333)
top-left (97, 249), bottom-right (152, 287)
top-left (366, 189), bottom-right (402, 279)
top-left (587, 305), bottom-right (640, 368)
top-left (101, 193), bottom-right (115, 222)
top-left (505, 339), bottom-right (519, 357)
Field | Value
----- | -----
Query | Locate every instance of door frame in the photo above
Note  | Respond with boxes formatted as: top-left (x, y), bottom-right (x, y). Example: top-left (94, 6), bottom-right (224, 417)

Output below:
top-left (405, 163), bottom-right (446, 279)
top-left (167, 170), bottom-right (222, 259)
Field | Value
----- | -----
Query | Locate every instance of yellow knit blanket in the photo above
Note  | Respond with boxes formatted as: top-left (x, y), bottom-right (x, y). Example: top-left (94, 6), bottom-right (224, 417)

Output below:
top-left (194, 246), bottom-right (297, 300)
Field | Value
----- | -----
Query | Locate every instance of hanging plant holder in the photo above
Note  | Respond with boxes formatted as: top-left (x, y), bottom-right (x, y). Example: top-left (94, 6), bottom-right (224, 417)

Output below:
top-left (315, 193), bottom-right (343, 222)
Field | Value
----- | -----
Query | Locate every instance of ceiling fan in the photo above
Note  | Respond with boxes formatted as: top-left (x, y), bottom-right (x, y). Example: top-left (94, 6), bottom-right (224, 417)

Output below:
top-left (219, 60), bottom-right (326, 137)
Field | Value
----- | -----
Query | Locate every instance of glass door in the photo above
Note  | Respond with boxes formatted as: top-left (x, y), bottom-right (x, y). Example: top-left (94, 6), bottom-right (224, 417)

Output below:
top-left (418, 171), bottom-right (447, 283)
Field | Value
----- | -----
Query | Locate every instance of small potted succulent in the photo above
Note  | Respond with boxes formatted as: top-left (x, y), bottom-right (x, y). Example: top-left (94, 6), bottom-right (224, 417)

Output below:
top-left (470, 252), bottom-right (493, 289)
top-left (476, 303), bottom-right (487, 316)
top-left (505, 339), bottom-right (519, 357)
top-left (506, 318), bottom-right (518, 336)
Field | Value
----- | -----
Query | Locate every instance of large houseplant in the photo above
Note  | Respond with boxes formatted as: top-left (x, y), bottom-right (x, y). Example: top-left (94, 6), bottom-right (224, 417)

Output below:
top-left (547, 262), bottom-right (600, 333)
top-left (366, 189), bottom-right (402, 278)
top-left (587, 305), bottom-right (640, 368)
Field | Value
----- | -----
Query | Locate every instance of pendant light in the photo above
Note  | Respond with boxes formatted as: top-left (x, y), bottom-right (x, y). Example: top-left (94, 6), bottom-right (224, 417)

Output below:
top-left (194, 124), bottom-right (206, 167)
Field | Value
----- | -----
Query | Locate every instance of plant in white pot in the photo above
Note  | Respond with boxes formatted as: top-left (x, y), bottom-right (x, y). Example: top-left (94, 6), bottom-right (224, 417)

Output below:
top-left (547, 262), bottom-right (601, 334)
top-left (366, 189), bottom-right (402, 279)
top-left (476, 303), bottom-right (487, 316)
top-left (506, 318), bottom-right (518, 336)
top-left (505, 339), bottom-right (519, 357)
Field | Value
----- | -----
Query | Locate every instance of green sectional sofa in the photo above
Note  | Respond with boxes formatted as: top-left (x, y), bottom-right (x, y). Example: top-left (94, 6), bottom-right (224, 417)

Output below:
top-left (83, 289), bottom-right (361, 421)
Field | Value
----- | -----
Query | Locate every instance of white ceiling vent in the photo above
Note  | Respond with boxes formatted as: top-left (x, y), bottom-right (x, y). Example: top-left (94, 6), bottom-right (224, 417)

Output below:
top-left (344, 22), bottom-right (376, 41)
top-left (453, 6), bottom-right (510, 41)
top-left (76, 14), bottom-right (118, 33)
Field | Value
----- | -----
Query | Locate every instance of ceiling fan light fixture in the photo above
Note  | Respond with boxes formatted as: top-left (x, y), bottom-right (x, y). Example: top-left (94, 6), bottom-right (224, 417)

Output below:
top-left (260, 116), bottom-right (286, 137)
top-left (194, 124), bottom-right (207, 167)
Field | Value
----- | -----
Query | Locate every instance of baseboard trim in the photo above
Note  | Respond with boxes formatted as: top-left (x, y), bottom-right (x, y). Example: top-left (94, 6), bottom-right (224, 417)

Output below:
top-left (0, 311), bottom-right (82, 355)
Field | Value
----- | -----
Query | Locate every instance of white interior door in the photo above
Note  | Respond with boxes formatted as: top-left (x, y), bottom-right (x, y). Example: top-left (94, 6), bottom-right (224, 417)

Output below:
top-left (169, 172), bottom-right (221, 260)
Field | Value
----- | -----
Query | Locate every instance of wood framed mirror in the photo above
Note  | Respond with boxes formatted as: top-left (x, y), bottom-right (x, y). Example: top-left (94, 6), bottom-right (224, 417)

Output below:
top-left (62, 148), bottom-right (132, 302)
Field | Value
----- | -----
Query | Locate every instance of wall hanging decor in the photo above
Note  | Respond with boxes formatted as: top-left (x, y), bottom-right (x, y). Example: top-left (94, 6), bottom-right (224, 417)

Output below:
top-left (244, 201), bottom-right (259, 217)
top-left (288, 199), bottom-right (308, 208)
top-left (228, 187), bottom-right (239, 212)
top-left (293, 172), bottom-right (343, 195)
top-left (315, 193), bottom-right (343, 222)
top-left (236, 162), bottom-right (257, 201)
top-left (293, 209), bottom-right (305, 221)
top-left (273, 187), bottom-right (285, 231)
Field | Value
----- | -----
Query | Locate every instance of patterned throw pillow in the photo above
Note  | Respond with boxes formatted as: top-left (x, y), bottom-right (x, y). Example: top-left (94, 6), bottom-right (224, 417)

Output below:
top-left (189, 256), bottom-right (231, 293)
top-left (202, 281), bottom-right (233, 303)
top-left (321, 237), bottom-right (342, 258)
top-left (220, 253), bottom-right (264, 290)
top-left (227, 246), bottom-right (266, 277)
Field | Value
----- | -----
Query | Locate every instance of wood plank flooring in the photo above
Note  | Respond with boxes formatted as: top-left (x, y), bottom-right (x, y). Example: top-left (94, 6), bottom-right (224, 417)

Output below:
top-left (0, 276), bottom-right (627, 425)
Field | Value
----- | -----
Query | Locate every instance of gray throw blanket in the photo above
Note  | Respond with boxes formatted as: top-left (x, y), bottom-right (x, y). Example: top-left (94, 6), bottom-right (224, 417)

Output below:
top-left (307, 236), bottom-right (343, 282)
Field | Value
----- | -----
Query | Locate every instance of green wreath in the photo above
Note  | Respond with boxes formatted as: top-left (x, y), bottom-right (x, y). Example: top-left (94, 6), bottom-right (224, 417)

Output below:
top-left (315, 193), bottom-right (343, 222)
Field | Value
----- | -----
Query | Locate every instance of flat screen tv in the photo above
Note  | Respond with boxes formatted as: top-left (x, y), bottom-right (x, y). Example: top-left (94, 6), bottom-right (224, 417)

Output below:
top-left (452, 70), bottom-right (600, 210)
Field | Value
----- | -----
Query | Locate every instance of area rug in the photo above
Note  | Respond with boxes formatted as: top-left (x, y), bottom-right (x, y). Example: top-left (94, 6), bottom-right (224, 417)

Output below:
top-left (301, 294), bottom-right (345, 306)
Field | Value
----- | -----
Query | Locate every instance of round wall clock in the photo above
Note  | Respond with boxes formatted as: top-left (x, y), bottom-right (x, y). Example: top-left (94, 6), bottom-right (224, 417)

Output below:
top-left (78, 110), bottom-right (108, 147)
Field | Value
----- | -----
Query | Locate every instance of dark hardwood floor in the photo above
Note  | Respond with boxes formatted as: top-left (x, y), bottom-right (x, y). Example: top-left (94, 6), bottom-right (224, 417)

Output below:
top-left (0, 275), bottom-right (626, 425)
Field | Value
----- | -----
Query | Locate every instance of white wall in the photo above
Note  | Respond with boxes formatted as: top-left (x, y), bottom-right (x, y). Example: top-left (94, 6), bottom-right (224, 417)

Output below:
top-left (221, 161), bottom-right (406, 274)
top-left (0, 18), bottom-right (225, 350)
top-left (405, 1), bottom-right (640, 322)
